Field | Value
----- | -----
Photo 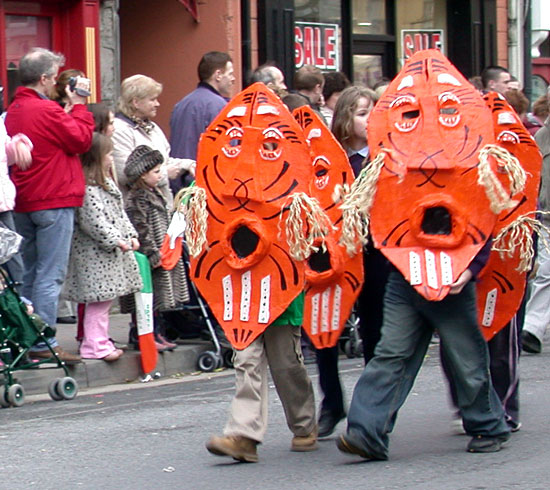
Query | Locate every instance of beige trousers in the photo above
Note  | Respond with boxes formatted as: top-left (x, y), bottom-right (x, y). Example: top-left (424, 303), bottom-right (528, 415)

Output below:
top-left (223, 324), bottom-right (316, 443)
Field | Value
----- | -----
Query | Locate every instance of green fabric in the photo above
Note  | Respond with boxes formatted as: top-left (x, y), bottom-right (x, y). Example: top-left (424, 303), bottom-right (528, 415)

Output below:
top-left (134, 251), bottom-right (153, 293)
top-left (271, 292), bottom-right (304, 327)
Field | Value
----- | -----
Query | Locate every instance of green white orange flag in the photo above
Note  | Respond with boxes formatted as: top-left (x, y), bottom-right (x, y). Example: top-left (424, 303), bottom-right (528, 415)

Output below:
top-left (134, 251), bottom-right (157, 373)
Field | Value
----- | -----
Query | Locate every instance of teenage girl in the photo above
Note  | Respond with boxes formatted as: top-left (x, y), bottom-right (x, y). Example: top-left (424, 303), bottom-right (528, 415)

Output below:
top-left (64, 133), bottom-right (142, 361)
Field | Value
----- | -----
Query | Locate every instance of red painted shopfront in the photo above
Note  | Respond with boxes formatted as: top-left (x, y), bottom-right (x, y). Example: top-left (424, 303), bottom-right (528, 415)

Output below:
top-left (0, 0), bottom-right (100, 107)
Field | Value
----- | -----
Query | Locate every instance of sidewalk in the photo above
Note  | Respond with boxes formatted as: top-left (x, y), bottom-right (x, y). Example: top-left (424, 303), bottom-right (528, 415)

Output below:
top-left (8, 314), bottom-right (217, 397)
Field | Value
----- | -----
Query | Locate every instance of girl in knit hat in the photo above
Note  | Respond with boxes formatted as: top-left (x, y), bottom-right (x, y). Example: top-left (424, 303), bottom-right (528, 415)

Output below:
top-left (63, 133), bottom-right (143, 361)
top-left (123, 145), bottom-right (190, 351)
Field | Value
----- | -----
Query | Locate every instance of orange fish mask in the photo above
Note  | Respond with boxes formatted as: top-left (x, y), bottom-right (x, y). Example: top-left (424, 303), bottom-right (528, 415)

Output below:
top-left (476, 92), bottom-right (542, 340)
top-left (188, 83), bottom-right (314, 349)
top-left (364, 49), bottom-right (522, 301)
top-left (293, 107), bottom-right (364, 349)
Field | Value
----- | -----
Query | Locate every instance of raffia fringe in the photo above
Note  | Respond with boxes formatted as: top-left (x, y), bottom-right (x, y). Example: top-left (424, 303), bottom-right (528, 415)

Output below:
top-left (280, 192), bottom-right (334, 261)
top-left (173, 186), bottom-right (208, 257)
top-left (338, 150), bottom-right (398, 256)
top-left (492, 211), bottom-right (550, 272)
top-left (477, 145), bottom-right (526, 214)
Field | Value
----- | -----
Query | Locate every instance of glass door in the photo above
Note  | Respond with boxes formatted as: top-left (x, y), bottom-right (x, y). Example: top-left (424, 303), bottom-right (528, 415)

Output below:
top-left (350, 0), bottom-right (395, 87)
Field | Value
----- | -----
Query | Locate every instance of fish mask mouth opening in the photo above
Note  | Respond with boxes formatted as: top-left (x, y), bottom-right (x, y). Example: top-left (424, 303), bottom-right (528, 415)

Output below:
top-left (410, 195), bottom-right (466, 248)
top-left (221, 218), bottom-right (270, 270)
top-left (421, 206), bottom-right (452, 235)
top-left (304, 237), bottom-right (344, 286)
top-left (231, 225), bottom-right (260, 259)
top-left (308, 248), bottom-right (331, 273)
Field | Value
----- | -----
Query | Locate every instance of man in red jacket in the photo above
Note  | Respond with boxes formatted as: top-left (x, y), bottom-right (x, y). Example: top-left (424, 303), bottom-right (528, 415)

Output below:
top-left (5, 47), bottom-right (94, 362)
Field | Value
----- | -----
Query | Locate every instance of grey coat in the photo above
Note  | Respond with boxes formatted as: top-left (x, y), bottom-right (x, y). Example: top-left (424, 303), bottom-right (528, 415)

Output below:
top-left (63, 179), bottom-right (143, 303)
top-left (535, 117), bottom-right (550, 225)
top-left (122, 186), bottom-right (190, 312)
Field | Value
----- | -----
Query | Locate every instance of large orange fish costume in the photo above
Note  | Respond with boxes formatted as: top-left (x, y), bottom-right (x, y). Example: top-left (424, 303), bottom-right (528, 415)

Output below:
top-left (340, 49), bottom-right (530, 315)
top-left (293, 106), bottom-right (364, 349)
top-left (476, 92), bottom-right (542, 340)
top-left (176, 83), bottom-right (334, 350)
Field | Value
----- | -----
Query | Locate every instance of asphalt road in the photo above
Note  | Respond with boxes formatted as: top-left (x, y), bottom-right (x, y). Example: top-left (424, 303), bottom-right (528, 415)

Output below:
top-left (2, 342), bottom-right (550, 490)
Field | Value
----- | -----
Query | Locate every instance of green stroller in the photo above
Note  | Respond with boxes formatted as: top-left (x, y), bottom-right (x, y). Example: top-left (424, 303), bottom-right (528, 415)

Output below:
top-left (0, 231), bottom-right (78, 407)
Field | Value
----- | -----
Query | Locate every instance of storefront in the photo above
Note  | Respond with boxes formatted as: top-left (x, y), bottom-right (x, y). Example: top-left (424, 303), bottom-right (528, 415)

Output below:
top-left (0, 0), bottom-right (101, 107)
top-left (258, 0), bottom-right (500, 89)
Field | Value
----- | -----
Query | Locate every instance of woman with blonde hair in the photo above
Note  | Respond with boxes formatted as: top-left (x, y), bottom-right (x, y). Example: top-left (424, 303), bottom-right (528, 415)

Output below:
top-left (112, 74), bottom-right (195, 204)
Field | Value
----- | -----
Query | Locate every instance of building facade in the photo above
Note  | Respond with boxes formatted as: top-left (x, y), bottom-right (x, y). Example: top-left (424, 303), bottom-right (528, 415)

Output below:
top-left (1, 1), bottom-right (547, 133)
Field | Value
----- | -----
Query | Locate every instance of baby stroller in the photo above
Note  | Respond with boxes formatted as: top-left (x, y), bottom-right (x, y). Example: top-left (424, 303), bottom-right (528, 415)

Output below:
top-left (162, 242), bottom-right (233, 372)
top-left (0, 230), bottom-right (78, 407)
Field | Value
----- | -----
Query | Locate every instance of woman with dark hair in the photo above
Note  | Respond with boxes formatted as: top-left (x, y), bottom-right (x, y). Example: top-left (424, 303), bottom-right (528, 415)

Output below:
top-left (52, 68), bottom-right (86, 111)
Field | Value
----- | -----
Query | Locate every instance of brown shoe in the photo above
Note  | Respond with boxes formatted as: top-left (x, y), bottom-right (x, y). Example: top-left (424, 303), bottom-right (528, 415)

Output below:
top-left (291, 427), bottom-right (318, 452)
top-left (206, 435), bottom-right (258, 463)
top-left (29, 346), bottom-right (82, 364)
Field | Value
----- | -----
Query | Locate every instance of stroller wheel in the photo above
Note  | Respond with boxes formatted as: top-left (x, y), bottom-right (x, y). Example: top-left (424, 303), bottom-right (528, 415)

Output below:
top-left (344, 340), bottom-right (354, 359)
top-left (7, 384), bottom-right (25, 407)
top-left (197, 351), bottom-right (220, 372)
top-left (223, 349), bottom-right (234, 368)
top-left (57, 377), bottom-right (78, 400)
top-left (0, 389), bottom-right (10, 408)
top-left (48, 379), bottom-right (64, 401)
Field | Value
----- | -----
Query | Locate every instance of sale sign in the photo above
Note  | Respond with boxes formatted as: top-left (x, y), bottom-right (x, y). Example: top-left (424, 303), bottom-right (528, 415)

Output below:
top-left (401, 29), bottom-right (444, 60)
top-left (295, 21), bottom-right (339, 71)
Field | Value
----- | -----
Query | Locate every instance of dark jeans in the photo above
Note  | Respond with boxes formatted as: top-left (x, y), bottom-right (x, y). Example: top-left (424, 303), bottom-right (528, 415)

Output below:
top-left (346, 271), bottom-right (509, 459)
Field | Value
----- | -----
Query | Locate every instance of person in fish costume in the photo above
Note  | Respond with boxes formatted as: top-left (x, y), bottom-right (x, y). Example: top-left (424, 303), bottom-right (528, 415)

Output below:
top-left (441, 91), bottom-right (542, 433)
top-left (177, 82), bottom-right (334, 462)
top-left (336, 50), bottom-right (516, 460)
top-left (292, 105), bottom-right (365, 437)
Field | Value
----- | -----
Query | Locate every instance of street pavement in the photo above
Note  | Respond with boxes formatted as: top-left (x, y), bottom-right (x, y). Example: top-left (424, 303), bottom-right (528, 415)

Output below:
top-left (1, 338), bottom-right (550, 489)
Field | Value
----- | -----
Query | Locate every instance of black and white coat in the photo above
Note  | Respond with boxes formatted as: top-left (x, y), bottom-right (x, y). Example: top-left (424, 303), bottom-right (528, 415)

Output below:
top-left (64, 179), bottom-right (142, 303)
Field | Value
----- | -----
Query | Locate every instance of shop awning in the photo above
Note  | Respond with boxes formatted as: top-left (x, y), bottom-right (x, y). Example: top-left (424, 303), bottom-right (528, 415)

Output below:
top-left (179, 0), bottom-right (199, 22)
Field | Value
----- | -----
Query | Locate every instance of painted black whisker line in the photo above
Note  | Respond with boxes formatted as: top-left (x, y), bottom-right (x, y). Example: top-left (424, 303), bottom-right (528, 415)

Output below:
top-left (263, 206), bottom-right (290, 220)
top-left (395, 229), bottom-right (409, 246)
top-left (203, 166), bottom-right (224, 205)
top-left (458, 134), bottom-right (483, 162)
top-left (499, 195), bottom-right (527, 222)
top-left (344, 271), bottom-right (360, 290)
top-left (268, 254), bottom-right (288, 290)
top-left (387, 132), bottom-right (407, 156)
top-left (382, 218), bottom-right (409, 246)
top-left (273, 243), bottom-right (300, 285)
top-left (493, 270), bottom-right (514, 292)
top-left (456, 126), bottom-right (470, 157)
top-left (205, 257), bottom-right (224, 281)
top-left (263, 161), bottom-right (290, 191)
top-left (205, 203), bottom-right (224, 224)
top-left (467, 222), bottom-right (487, 241)
top-left (266, 180), bottom-right (299, 203)
top-left (212, 155), bottom-right (225, 184)
top-left (467, 231), bottom-right (479, 245)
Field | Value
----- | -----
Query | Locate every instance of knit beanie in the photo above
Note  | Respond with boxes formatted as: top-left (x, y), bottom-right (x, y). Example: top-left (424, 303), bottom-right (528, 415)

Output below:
top-left (124, 145), bottom-right (164, 183)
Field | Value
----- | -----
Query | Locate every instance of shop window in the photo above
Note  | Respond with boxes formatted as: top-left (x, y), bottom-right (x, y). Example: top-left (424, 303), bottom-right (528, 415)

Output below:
top-left (353, 0), bottom-right (387, 35)
top-left (5, 15), bottom-right (52, 103)
top-left (295, 0), bottom-right (343, 71)
top-left (395, 0), bottom-right (446, 65)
